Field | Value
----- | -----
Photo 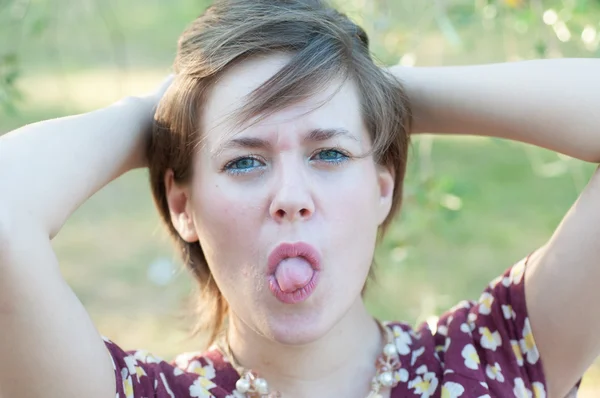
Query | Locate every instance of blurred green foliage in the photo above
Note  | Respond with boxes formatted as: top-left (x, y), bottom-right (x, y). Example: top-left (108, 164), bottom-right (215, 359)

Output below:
top-left (1, 0), bottom-right (599, 110)
top-left (2, 0), bottom-right (599, 71)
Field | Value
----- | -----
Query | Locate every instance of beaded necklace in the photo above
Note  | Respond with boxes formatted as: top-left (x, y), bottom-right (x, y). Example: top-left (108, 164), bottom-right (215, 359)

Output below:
top-left (217, 321), bottom-right (401, 398)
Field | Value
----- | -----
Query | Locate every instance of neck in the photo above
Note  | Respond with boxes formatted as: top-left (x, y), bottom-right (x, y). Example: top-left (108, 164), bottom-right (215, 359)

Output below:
top-left (226, 298), bottom-right (384, 398)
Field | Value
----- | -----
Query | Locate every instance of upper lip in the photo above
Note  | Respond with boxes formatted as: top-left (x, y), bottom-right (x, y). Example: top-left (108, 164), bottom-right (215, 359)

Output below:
top-left (267, 242), bottom-right (322, 275)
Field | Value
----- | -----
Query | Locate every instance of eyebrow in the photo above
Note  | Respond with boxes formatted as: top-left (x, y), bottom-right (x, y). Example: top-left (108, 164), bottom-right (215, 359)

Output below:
top-left (213, 128), bottom-right (358, 157)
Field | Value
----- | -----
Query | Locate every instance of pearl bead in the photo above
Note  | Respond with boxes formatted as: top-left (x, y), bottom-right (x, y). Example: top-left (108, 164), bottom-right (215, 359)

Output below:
top-left (383, 343), bottom-right (397, 357)
top-left (235, 378), bottom-right (250, 393)
top-left (254, 378), bottom-right (269, 395)
top-left (378, 371), bottom-right (394, 387)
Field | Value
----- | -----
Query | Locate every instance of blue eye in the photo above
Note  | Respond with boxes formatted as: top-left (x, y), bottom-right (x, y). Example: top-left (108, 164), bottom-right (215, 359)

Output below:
top-left (314, 149), bottom-right (349, 163)
top-left (224, 157), bottom-right (265, 175)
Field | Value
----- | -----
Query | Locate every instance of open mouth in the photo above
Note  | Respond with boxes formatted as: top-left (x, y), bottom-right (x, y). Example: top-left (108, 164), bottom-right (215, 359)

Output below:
top-left (266, 242), bottom-right (322, 304)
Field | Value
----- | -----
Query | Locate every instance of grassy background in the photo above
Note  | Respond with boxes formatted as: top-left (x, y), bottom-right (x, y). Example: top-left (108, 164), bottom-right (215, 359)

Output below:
top-left (2, 0), bottom-right (600, 394)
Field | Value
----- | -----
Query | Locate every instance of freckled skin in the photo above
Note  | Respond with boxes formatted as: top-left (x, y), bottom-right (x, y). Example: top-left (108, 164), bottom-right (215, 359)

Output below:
top-left (184, 53), bottom-right (394, 345)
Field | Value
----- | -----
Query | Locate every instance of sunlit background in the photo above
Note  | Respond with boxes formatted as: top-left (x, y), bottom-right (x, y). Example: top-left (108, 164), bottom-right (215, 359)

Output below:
top-left (1, 0), bottom-right (600, 395)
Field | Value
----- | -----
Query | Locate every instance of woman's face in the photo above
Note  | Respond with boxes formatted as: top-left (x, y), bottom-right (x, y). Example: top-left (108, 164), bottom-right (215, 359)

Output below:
top-left (174, 53), bottom-right (394, 344)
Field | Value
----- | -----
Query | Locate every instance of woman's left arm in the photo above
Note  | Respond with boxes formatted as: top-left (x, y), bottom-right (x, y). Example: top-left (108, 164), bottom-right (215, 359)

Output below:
top-left (392, 59), bottom-right (600, 397)
top-left (393, 59), bottom-right (600, 161)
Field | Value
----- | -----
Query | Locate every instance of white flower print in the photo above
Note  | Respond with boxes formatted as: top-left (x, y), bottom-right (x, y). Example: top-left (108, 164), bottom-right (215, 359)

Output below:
top-left (133, 349), bottom-right (163, 364)
top-left (392, 326), bottom-right (413, 355)
top-left (159, 372), bottom-right (176, 398)
top-left (467, 313), bottom-right (478, 331)
top-left (502, 277), bottom-right (511, 287)
top-left (520, 318), bottom-right (540, 364)
top-left (489, 275), bottom-right (503, 289)
top-left (174, 367), bottom-right (184, 376)
top-left (437, 325), bottom-right (448, 336)
top-left (124, 355), bottom-right (147, 382)
top-left (441, 381), bottom-right (464, 398)
top-left (187, 360), bottom-right (217, 380)
top-left (461, 344), bottom-right (480, 370)
top-left (478, 293), bottom-right (494, 315)
top-left (190, 376), bottom-right (217, 398)
top-left (395, 368), bottom-right (410, 383)
top-left (485, 362), bottom-right (505, 383)
top-left (444, 337), bottom-right (452, 352)
top-left (513, 377), bottom-right (532, 398)
top-left (124, 355), bottom-right (137, 376)
top-left (532, 382), bottom-right (547, 398)
top-left (121, 367), bottom-right (134, 398)
top-left (411, 346), bottom-right (425, 366)
top-left (510, 260), bottom-right (526, 285)
top-left (101, 335), bottom-right (111, 343)
top-left (408, 366), bottom-right (439, 398)
top-left (479, 327), bottom-right (502, 351)
top-left (460, 323), bottom-right (471, 334)
top-left (502, 305), bottom-right (516, 321)
top-left (174, 351), bottom-right (204, 369)
top-left (511, 339), bottom-right (524, 366)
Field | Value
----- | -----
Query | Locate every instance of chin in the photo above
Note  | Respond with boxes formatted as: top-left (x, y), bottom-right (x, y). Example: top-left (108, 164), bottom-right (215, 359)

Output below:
top-left (268, 321), bottom-right (331, 346)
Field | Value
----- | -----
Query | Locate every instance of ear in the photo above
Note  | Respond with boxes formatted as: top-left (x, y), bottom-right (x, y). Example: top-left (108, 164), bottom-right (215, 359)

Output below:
top-left (375, 164), bottom-right (395, 226)
top-left (164, 169), bottom-right (199, 243)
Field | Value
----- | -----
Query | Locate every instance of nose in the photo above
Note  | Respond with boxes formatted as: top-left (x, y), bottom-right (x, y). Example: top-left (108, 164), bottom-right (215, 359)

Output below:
top-left (269, 162), bottom-right (315, 223)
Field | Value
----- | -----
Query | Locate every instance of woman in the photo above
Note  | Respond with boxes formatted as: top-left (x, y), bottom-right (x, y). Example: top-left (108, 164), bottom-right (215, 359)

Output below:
top-left (0, 0), bottom-right (597, 397)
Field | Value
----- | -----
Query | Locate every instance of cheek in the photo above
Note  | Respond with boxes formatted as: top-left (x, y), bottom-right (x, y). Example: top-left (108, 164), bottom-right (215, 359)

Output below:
top-left (191, 183), bottom-right (271, 305)
top-left (199, 186), bottom-right (242, 225)
top-left (322, 164), bottom-right (381, 223)
top-left (321, 164), bottom-right (381, 267)
top-left (191, 181), bottom-right (263, 268)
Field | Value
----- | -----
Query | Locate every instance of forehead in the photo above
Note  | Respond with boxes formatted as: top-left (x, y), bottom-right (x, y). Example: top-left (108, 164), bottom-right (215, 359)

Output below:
top-left (201, 53), bottom-right (364, 145)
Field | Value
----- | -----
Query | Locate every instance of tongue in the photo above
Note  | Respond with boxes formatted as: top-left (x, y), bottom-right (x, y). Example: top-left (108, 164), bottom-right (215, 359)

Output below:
top-left (274, 257), bottom-right (314, 292)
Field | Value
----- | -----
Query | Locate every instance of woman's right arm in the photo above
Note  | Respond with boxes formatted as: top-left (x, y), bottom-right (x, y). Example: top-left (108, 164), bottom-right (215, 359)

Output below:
top-left (0, 94), bottom-right (158, 239)
top-left (0, 81), bottom-right (168, 398)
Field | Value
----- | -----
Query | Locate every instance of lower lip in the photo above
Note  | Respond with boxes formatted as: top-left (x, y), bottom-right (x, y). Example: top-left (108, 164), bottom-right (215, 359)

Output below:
top-left (268, 270), bottom-right (321, 304)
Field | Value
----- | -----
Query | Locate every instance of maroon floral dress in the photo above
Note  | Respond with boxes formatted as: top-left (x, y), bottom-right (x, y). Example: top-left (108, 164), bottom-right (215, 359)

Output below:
top-left (103, 256), bottom-right (578, 397)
